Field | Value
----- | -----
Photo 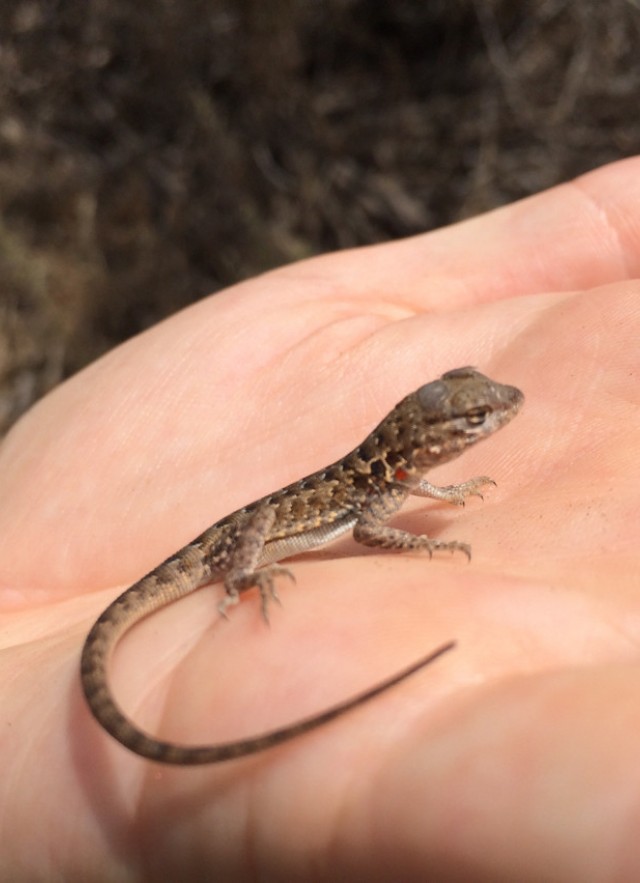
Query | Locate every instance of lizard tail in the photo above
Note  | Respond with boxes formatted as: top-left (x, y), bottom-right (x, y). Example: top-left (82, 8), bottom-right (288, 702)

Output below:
top-left (81, 562), bottom-right (455, 764)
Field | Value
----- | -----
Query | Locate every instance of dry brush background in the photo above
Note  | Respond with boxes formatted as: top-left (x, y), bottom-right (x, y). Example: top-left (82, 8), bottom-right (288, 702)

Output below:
top-left (1, 0), bottom-right (639, 432)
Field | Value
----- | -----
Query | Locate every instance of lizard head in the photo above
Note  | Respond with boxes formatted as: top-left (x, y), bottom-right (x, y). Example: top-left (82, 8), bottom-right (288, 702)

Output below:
top-left (348, 367), bottom-right (523, 486)
top-left (405, 366), bottom-right (524, 472)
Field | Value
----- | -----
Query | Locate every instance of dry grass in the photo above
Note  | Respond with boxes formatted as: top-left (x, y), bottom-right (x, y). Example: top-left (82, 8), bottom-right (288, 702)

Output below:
top-left (1, 0), bottom-right (639, 431)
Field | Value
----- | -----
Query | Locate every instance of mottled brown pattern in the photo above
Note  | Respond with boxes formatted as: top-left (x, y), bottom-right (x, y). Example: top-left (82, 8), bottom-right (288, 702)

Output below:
top-left (81, 368), bottom-right (523, 764)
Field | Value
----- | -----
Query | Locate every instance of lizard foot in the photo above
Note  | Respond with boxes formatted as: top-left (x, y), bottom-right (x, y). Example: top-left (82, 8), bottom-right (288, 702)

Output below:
top-left (221, 565), bottom-right (296, 623)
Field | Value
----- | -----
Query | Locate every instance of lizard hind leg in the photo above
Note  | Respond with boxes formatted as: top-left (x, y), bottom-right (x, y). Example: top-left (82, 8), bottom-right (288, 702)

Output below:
top-left (219, 504), bottom-right (296, 622)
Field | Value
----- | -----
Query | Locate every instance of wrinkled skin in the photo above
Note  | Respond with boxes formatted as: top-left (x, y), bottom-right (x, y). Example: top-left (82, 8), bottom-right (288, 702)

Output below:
top-left (0, 157), bottom-right (639, 883)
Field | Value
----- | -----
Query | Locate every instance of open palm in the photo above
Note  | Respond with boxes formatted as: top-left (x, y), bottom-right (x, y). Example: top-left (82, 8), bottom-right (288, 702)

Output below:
top-left (1, 157), bottom-right (638, 882)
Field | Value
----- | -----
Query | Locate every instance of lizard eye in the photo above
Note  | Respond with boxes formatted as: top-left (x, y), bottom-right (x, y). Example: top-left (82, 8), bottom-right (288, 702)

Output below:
top-left (466, 407), bottom-right (490, 425)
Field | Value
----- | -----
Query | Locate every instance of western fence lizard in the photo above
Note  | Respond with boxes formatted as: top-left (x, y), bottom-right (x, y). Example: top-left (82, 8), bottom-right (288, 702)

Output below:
top-left (81, 367), bottom-right (523, 764)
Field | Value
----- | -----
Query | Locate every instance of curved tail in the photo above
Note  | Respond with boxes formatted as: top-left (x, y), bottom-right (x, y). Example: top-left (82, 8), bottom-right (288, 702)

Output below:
top-left (81, 572), bottom-right (455, 765)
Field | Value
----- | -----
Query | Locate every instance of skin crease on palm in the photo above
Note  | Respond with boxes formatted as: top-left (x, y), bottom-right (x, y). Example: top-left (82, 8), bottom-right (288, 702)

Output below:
top-left (0, 157), bottom-right (638, 883)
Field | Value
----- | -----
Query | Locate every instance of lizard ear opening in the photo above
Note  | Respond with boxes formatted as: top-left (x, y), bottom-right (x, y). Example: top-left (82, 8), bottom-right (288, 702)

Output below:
top-left (416, 379), bottom-right (448, 414)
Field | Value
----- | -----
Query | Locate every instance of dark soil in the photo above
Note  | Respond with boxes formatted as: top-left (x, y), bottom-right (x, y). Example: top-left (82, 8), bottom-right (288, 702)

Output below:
top-left (1, 0), bottom-right (639, 432)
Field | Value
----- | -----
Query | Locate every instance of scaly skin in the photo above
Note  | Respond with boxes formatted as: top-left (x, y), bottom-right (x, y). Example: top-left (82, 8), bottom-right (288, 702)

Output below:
top-left (81, 367), bottom-right (523, 764)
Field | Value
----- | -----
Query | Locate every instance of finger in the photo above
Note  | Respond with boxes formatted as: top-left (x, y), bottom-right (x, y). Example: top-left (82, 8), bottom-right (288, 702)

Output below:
top-left (289, 156), bottom-right (640, 310)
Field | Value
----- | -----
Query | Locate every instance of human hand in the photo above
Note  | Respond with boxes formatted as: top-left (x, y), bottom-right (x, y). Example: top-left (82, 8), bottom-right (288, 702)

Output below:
top-left (1, 157), bottom-right (638, 882)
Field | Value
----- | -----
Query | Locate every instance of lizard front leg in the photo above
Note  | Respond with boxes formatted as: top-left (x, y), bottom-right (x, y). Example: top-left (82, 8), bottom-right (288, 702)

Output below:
top-left (218, 505), bottom-right (295, 621)
top-left (410, 475), bottom-right (496, 506)
top-left (353, 487), bottom-right (472, 560)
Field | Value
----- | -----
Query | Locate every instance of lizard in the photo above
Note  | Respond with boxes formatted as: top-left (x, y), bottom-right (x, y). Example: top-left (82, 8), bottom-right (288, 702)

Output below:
top-left (81, 366), bottom-right (524, 765)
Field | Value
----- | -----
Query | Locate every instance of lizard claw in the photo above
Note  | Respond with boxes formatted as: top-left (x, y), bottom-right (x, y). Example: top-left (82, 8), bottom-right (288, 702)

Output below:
top-left (223, 564), bottom-right (296, 623)
top-left (256, 565), bottom-right (295, 622)
top-left (217, 589), bottom-right (240, 620)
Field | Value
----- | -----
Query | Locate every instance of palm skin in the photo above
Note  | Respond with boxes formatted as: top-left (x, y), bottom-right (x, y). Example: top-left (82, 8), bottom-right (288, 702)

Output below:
top-left (0, 157), bottom-right (638, 882)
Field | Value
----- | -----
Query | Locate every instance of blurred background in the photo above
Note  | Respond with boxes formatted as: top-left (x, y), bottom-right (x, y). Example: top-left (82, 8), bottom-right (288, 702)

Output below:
top-left (1, 0), bottom-right (639, 433)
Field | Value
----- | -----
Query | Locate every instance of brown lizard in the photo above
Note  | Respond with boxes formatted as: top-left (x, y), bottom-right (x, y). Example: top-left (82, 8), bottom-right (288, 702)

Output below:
top-left (81, 367), bottom-right (523, 764)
